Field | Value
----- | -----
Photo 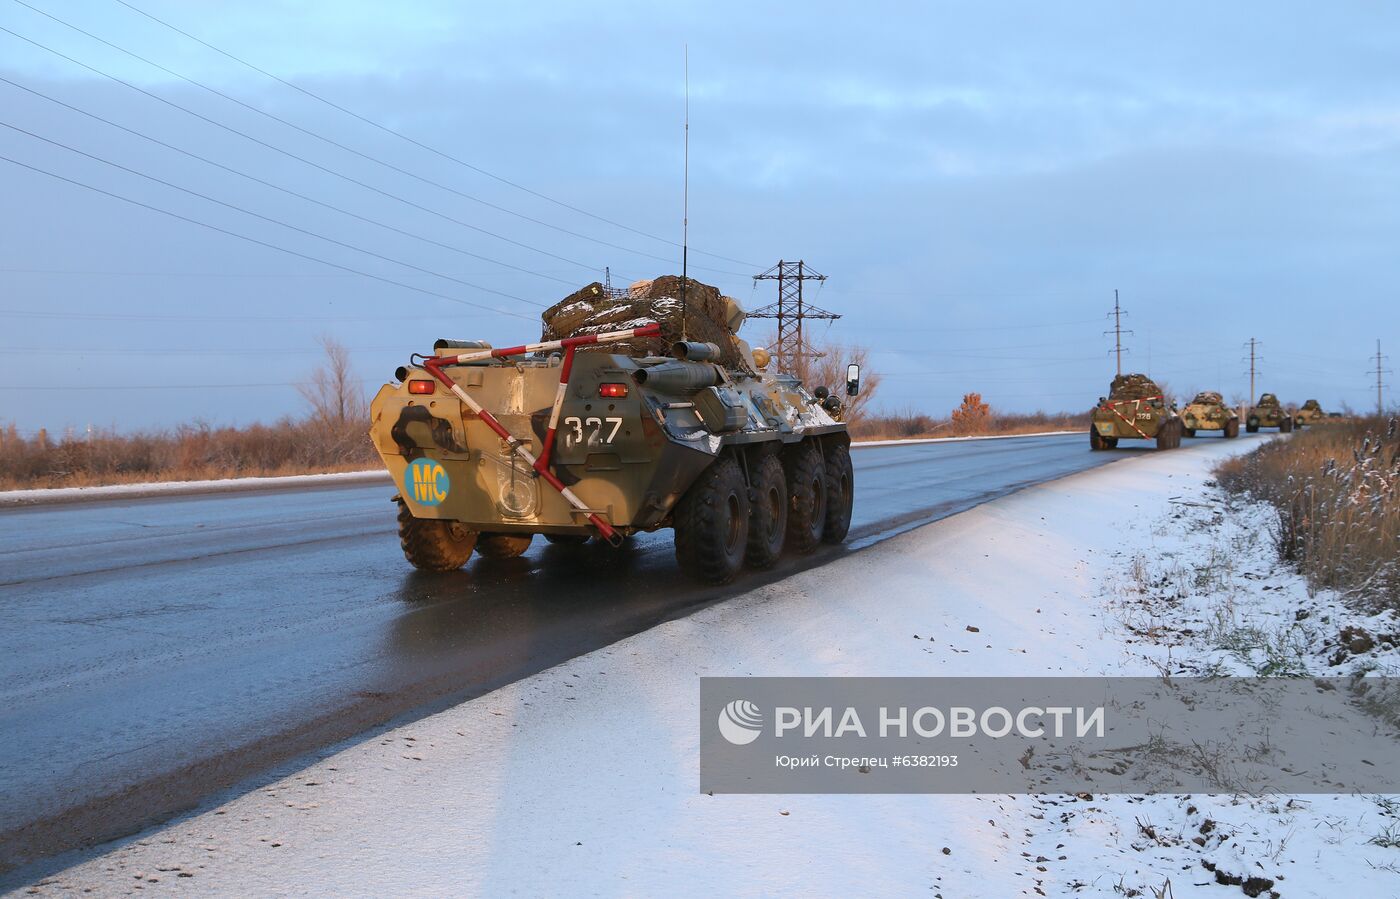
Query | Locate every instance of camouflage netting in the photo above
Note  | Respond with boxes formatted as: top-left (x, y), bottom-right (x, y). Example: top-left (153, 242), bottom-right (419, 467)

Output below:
top-left (540, 275), bottom-right (751, 370)
top-left (1257, 393), bottom-right (1281, 407)
top-left (1191, 391), bottom-right (1223, 405)
top-left (1302, 399), bottom-right (1323, 411)
top-left (1108, 373), bottom-right (1163, 400)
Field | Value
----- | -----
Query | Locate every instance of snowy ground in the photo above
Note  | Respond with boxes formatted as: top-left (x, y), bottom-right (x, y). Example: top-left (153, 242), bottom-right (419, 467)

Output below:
top-left (17, 437), bottom-right (1400, 897)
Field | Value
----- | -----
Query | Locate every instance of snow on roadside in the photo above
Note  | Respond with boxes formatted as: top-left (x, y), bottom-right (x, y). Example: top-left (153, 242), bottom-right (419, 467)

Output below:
top-left (0, 470), bottom-right (390, 507)
top-left (21, 438), bottom-right (1400, 897)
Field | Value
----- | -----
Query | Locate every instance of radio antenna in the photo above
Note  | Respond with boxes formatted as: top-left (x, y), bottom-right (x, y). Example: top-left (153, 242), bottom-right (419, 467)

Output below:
top-left (679, 45), bottom-right (689, 341)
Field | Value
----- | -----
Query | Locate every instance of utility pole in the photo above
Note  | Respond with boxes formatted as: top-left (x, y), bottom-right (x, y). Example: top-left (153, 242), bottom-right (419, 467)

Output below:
top-left (1247, 338), bottom-right (1258, 405)
top-left (1241, 338), bottom-right (1262, 422)
top-left (1371, 339), bottom-right (1391, 414)
top-left (1103, 289), bottom-right (1132, 376)
top-left (750, 260), bottom-right (838, 381)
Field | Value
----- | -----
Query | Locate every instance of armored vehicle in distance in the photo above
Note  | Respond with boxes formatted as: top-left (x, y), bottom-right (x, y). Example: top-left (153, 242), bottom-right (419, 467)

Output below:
top-left (1181, 391), bottom-right (1239, 438)
top-left (1246, 393), bottom-right (1294, 433)
top-left (1294, 399), bottom-right (1325, 427)
top-left (1090, 373), bottom-right (1183, 451)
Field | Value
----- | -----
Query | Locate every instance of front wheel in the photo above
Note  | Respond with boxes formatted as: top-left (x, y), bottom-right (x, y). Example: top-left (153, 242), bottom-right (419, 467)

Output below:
top-left (745, 453), bottom-right (787, 570)
top-left (1183, 427), bottom-right (1197, 439)
top-left (822, 442), bottom-right (854, 545)
top-left (397, 501), bottom-right (476, 571)
top-left (476, 533), bottom-right (533, 559)
top-left (674, 456), bottom-right (751, 584)
top-left (1156, 420), bottom-right (1177, 451)
top-left (1224, 418), bottom-right (1239, 439)
top-left (1090, 427), bottom-right (1107, 451)
top-left (1280, 417), bottom-right (1294, 433)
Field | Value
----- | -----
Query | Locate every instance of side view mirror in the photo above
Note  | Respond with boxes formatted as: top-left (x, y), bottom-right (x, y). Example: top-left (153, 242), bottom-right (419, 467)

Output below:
top-left (846, 363), bottom-right (861, 397)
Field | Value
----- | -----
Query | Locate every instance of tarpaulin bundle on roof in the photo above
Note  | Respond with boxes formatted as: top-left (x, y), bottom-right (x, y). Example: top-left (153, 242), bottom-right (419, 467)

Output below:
top-left (1108, 373), bottom-right (1163, 401)
top-left (540, 275), bottom-right (750, 370)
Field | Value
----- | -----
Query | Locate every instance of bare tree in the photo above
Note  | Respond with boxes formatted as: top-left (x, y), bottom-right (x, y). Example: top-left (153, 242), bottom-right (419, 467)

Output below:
top-left (299, 336), bottom-right (367, 426)
top-left (804, 338), bottom-right (882, 426)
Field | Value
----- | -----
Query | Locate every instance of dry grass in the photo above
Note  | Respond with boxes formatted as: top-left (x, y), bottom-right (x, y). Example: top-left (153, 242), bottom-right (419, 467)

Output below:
top-left (1216, 417), bottom-right (1400, 611)
top-left (0, 418), bottom-right (375, 490)
top-left (852, 408), bottom-right (1089, 441)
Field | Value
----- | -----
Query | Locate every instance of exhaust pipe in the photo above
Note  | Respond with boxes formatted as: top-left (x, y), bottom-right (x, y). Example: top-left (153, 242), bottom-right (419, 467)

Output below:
top-left (433, 339), bottom-right (493, 351)
top-left (632, 360), bottom-right (722, 394)
top-left (671, 341), bottom-right (721, 362)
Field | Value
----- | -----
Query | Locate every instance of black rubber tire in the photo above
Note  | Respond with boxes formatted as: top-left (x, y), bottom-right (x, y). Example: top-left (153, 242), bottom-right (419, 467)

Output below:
top-left (1183, 427), bottom-right (1196, 439)
top-left (1246, 421), bottom-right (1259, 433)
top-left (1156, 421), bottom-right (1176, 451)
top-left (1090, 427), bottom-right (1106, 451)
top-left (475, 533), bottom-right (533, 559)
top-left (1104, 436), bottom-right (1119, 448)
top-left (822, 442), bottom-right (854, 545)
top-left (1224, 418), bottom-right (1239, 439)
top-left (544, 533), bottom-right (591, 545)
top-left (674, 456), bottom-right (750, 584)
top-left (397, 501), bottom-right (476, 571)
top-left (744, 453), bottom-right (787, 570)
top-left (785, 441), bottom-right (828, 555)
top-left (1280, 417), bottom-right (1294, 433)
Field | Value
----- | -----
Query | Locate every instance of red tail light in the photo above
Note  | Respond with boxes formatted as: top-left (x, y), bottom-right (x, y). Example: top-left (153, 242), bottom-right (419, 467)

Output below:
top-left (599, 382), bottom-right (629, 398)
top-left (408, 379), bottom-right (435, 395)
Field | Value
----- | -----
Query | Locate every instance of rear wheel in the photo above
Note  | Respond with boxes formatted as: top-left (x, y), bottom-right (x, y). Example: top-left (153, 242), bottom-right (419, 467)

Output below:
top-left (476, 533), bottom-right (533, 559)
top-left (397, 501), bottom-right (476, 571)
top-left (822, 443), bottom-right (854, 545)
top-left (785, 441), bottom-right (828, 555)
top-left (744, 453), bottom-right (787, 570)
top-left (674, 456), bottom-right (750, 584)
top-left (1224, 418), bottom-right (1240, 439)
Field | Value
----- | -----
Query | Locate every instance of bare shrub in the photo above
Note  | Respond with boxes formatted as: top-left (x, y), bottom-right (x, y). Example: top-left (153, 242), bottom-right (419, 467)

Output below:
top-left (1216, 417), bottom-right (1400, 610)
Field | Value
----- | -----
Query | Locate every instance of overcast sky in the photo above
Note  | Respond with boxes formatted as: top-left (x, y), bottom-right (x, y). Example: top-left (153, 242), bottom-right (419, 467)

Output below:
top-left (2, 0), bottom-right (1397, 432)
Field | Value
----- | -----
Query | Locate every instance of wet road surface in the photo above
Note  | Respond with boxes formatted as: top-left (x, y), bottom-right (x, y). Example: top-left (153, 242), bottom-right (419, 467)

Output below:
top-left (0, 433), bottom-right (1187, 879)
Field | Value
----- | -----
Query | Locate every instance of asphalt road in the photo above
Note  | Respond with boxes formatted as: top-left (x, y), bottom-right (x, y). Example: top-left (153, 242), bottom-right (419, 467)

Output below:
top-left (0, 432), bottom-right (1183, 881)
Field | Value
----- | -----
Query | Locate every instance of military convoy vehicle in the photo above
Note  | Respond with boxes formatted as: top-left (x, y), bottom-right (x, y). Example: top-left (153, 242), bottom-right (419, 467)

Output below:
top-left (1180, 390), bottom-right (1239, 438)
top-left (1293, 399), bottom-right (1325, 427)
top-left (1246, 393), bottom-right (1294, 433)
top-left (1090, 373), bottom-right (1184, 450)
top-left (369, 276), bottom-right (856, 585)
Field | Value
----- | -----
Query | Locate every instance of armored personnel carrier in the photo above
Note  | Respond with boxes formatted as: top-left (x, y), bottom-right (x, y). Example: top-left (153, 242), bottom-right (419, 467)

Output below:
top-left (369, 276), bottom-right (856, 585)
top-left (1180, 390), bottom-right (1239, 438)
top-left (1246, 393), bottom-right (1293, 433)
top-left (1089, 373), bottom-right (1183, 450)
top-left (1294, 399), bottom-right (1325, 427)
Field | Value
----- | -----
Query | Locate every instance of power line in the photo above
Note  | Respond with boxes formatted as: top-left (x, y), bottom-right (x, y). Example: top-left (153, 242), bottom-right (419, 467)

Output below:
top-left (108, 0), bottom-right (761, 270)
top-left (11, 0), bottom-right (749, 278)
top-left (0, 22), bottom-right (614, 280)
top-left (0, 118), bottom-right (549, 310)
top-left (0, 152), bottom-right (539, 319)
top-left (0, 75), bottom-right (579, 288)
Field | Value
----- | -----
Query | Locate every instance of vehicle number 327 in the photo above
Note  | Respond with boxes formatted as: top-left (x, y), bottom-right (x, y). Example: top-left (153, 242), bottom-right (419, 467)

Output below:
top-left (561, 416), bottom-right (623, 448)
